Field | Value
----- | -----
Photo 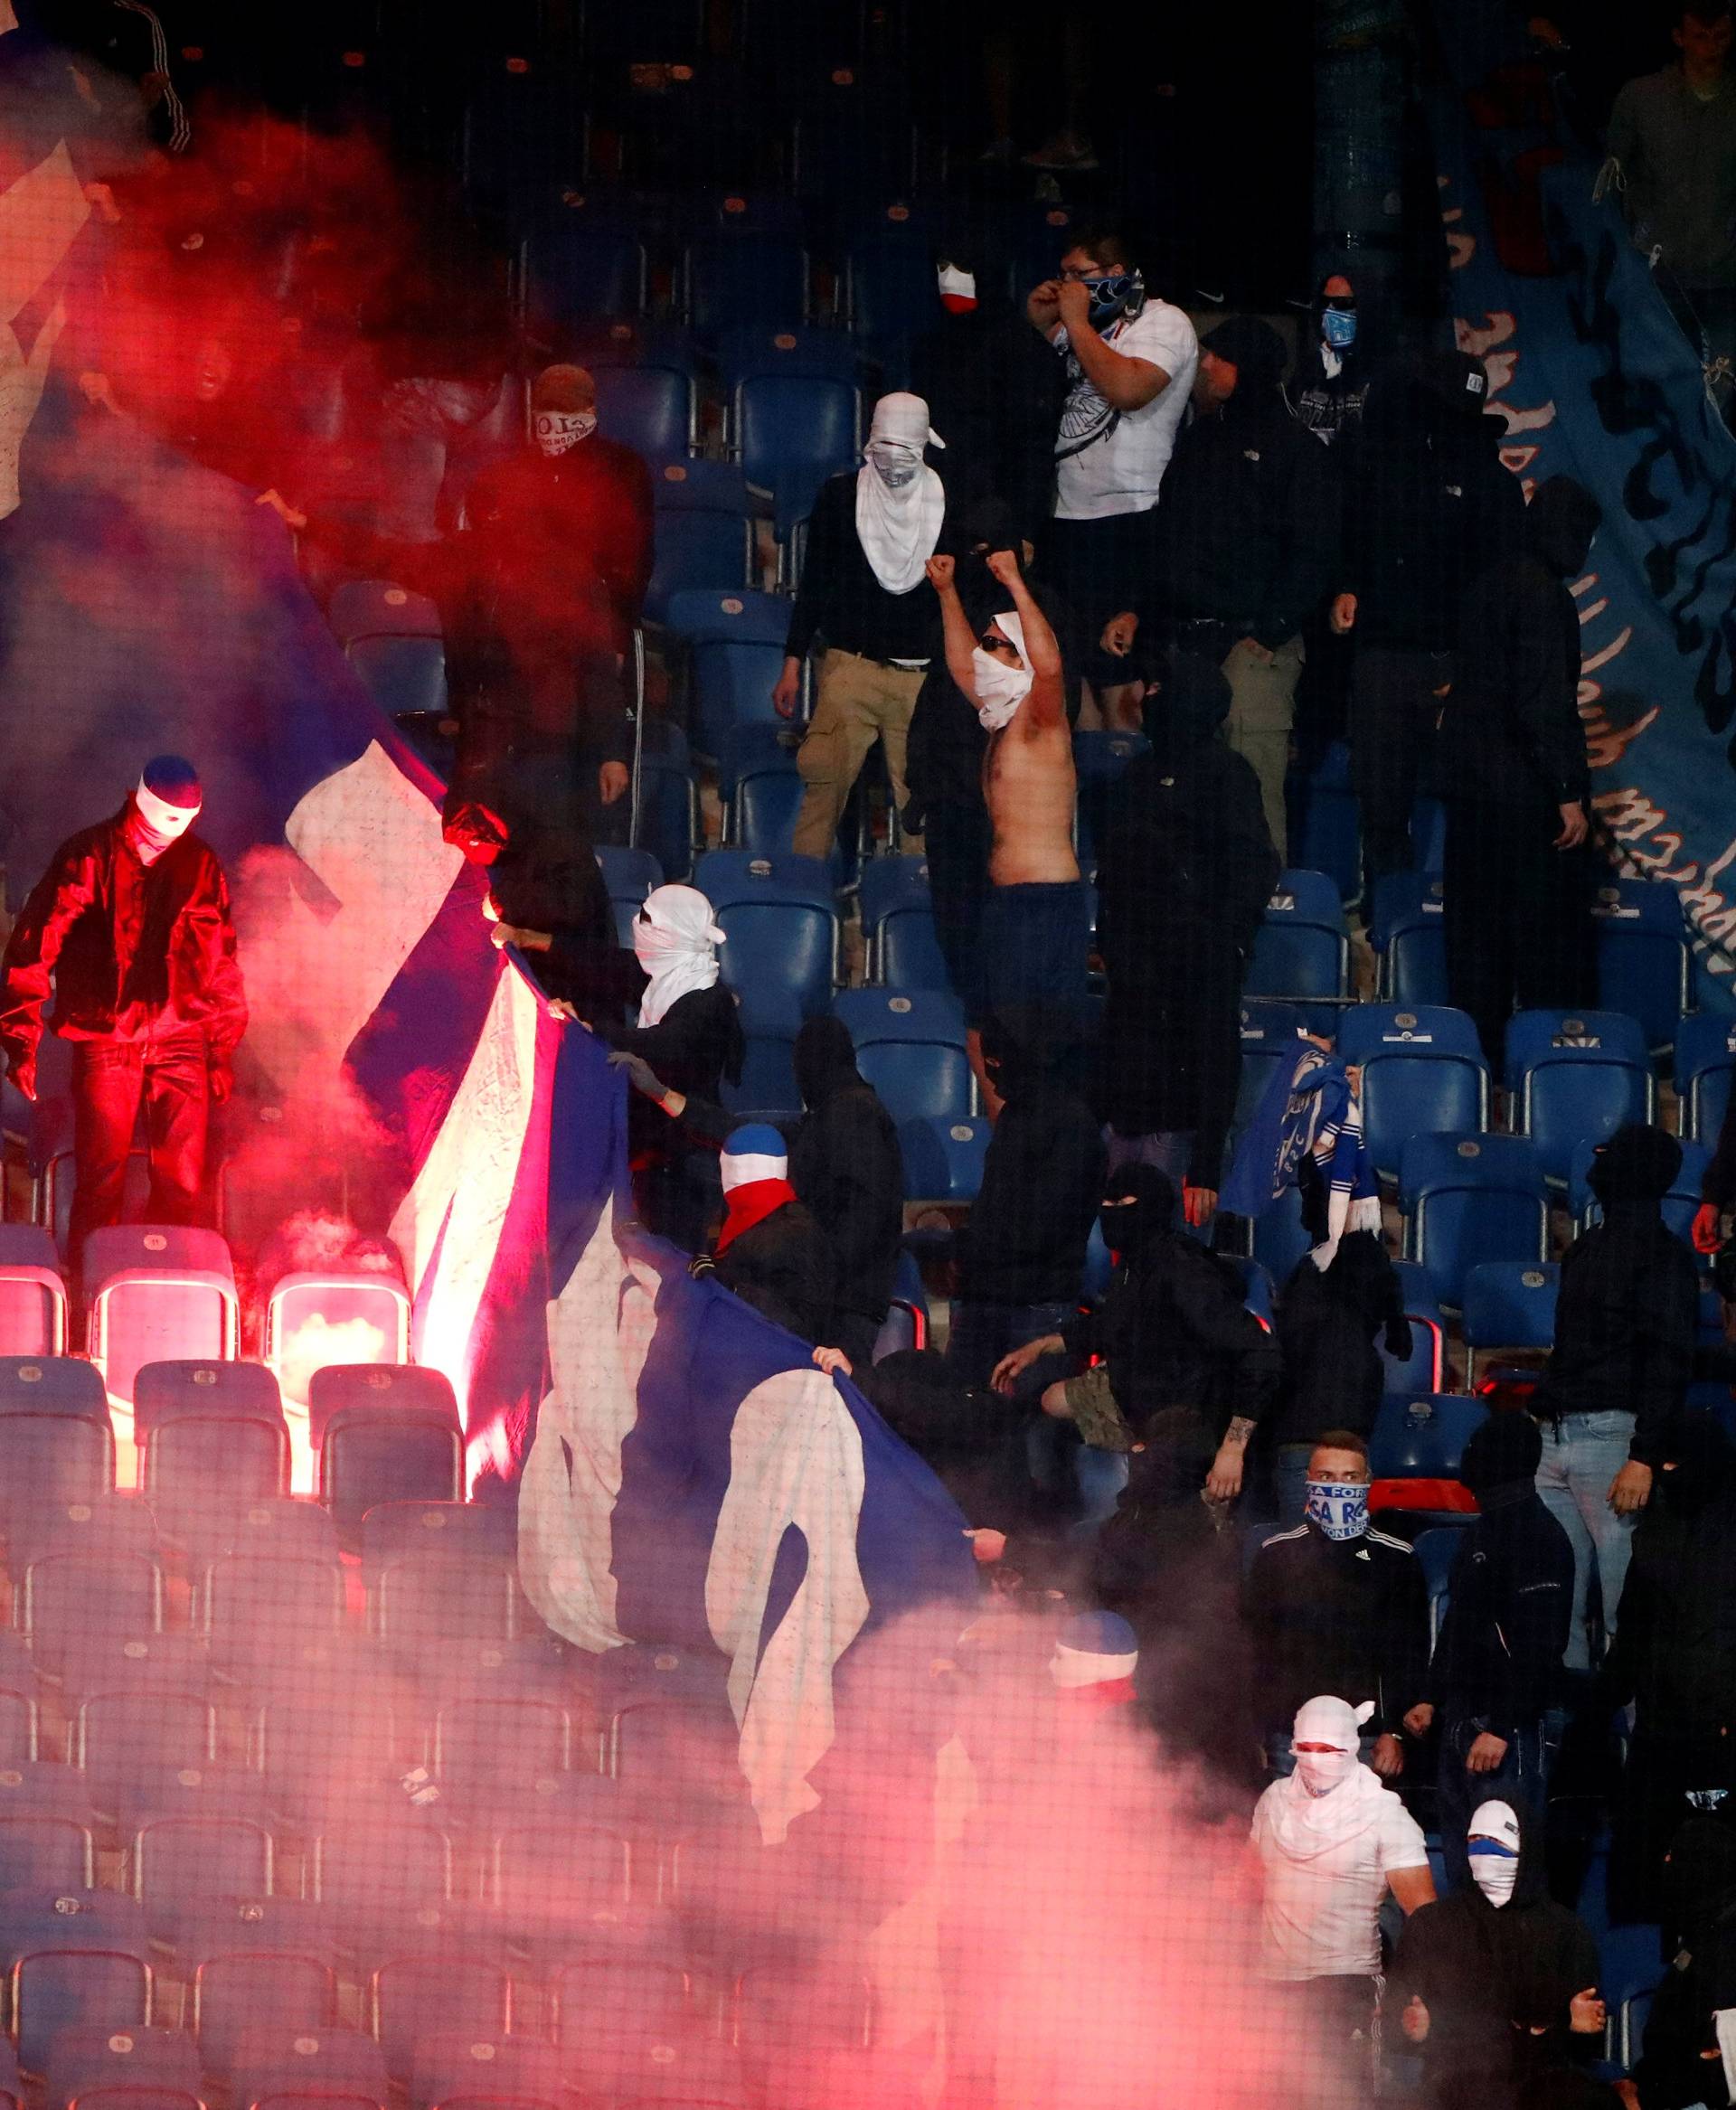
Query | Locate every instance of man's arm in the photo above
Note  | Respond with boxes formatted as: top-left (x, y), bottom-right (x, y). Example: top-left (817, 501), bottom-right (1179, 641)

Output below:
top-left (1256, 425), bottom-right (1340, 651)
top-left (200, 862), bottom-right (249, 1061)
top-left (1053, 283), bottom-right (1169, 412)
top-left (0, 843), bottom-right (99, 1093)
top-left (986, 550), bottom-right (1065, 729)
top-left (1382, 1547), bottom-right (1433, 1737)
top-left (927, 555), bottom-right (980, 700)
top-left (1627, 1244), bottom-right (1702, 1470)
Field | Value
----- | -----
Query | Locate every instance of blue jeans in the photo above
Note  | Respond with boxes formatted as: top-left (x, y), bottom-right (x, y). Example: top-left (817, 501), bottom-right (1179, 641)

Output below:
top-left (945, 1298), bottom-right (1075, 1396)
top-left (1535, 1411), bottom-right (1637, 1672)
top-left (1437, 1710), bottom-right (1564, 1890)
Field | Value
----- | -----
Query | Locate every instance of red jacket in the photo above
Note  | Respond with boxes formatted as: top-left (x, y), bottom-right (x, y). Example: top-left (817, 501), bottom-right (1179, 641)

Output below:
top-left (0, 807), bottom-right (247, 1088)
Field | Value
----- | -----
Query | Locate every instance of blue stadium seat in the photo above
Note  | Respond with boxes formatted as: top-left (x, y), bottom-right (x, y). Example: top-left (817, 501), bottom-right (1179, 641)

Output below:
top-left (74, 1686), bottom-right (213, 1798)
top-left (0, 1226), bottom-right (67, 1357)
top-left (1504, 1009), bottom-right (1656, 1187)
top-left (10, 1909), bottom-right (151, 2078)
top-left (5, 1492), bottom-right (156, 1587)
top-left (662, 589), bottom-right (791, 757)
top-left (1371, 872), bottom-right (1448, 1006)
top-left (201, 1550), bottom-right (345, 1684)
top-left (1399, 1132), bottom-right (1550, 1309)
top-left (1288, 740), bottom-right (1361, 903)
top-left (899, 1115), bottom-right (989, 1205)
top-left (231, 2025), bottom-right (391, 2110)
top-left (1567, 1136), bottom-right (1711, 1246)
top-left (131, 1815), bottom-right (274, 1942)
top-left (1245, 870), bottom-right (1350, 1015)
top-left (737, 373), bottom-right (860, 541)
top-left (1591, 878), bottom-right (1692, 1053)
top-left (684, 233), bottom-right (809, 335)
top-left (723, 1032), bottom-right (801, 1116)
top-left (1461, 1261), bottom-right (1560, 1386)
top-left (408, 2035), bottom-right (569, 2110)
top-left (696, 852), bottom-right (838, 1026)
top-left (327, 581), bottom-right (442, 648)
top-left (1233, 1001), bottom-right (1307, 1136)
top-left (592, 364), bottom-right (695, 463)
top-left (1386, 1260), bottom-right (1446, 1394)
top-left (193, 1950), bottom-right (338, 2083)
top-left (0, 1689), bottom-right (33, 1768)
top-left (833, 989), bottom-right (973, 1126)
top-left (596, 846), bottom-right (662, 947)
top-left (369, 1955), bottom-right (514, 2083)
top-left (347, 636), bottom-right (448, 721)
top-left (844, 203), bottom-right (940, 341)
top-left (1410, 1525), bottom-right (1467, 1647)
top-left (488, 1821), bottom-right (634, 1941)
top-left (717, 325), bottom-right (863, 392)
top-left (1599, 1924), bottom-right (1664, 2073)
top-left (873, 1248), bottom-right (930, 1363)
top-left (318, 1389), bottom-right (464, 1550)
top-left (1335, 1004), bottom-right (1490, 1181)
top-left (634, 723), bottom-right (697, 884)
top-left (722, 732), bottom-right (806, 861)
top-left (524, 212), bottom-right (646, 323)
top-left (644, 513), bottom-right (754, 625)
top-left (1676, 1012), bottom-right (1736, 1146)
top-left (24, 1554), bottom-right (161, 1682)
top-left (0, 1816), bottom-right (92, 1894)
top-left (1369, 1394), bottom-right (1489, 1481)
top-left (860, 857), bottom-right (949, 992)
top-left (137, 1361), bottom-right (290, 1523)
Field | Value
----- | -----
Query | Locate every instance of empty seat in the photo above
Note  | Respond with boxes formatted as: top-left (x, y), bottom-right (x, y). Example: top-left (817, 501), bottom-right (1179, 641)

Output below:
top-left (524, 213), bottom-right (646, 323)
top-left (1504, 1009), bottom-right (1656, 1186)
top-left (24, 1554), bottom-right (161, 1681)
top-left (7, 1494), bottom-right (158, 1587)
top-left (861, 856), bottom-right (948, 992)
top-left (0, 1816), bottom-right (93, 1894)
top-left (1385, 1260), bottom-right (1446, 1395)
top-left (232, 2028), bottom-right (390, 2110)
top-left (1461, 1261), bottom-right (1560, 1385)
top-left (251, 1684), bottom-right (401, 1823)
top-left (307, 1815), bottom-right (453, 1929)
top-left (1599, 1922), bottom-right (1665, 2073)
top-left (83, 1228), bottom-right (239, 1412)
top-left (1289, 739), bottom-right (1361, 904)
top-left (0, 1228), bottom-right (67, 1355)
top-left (593, 364), bottom-right (696, 463)
top-left (368, 1956), bottom-right (513, 2082)
top-left (75, 1689), bottom-right (215, 1813)
top-left (193, 1949), bottom-right (338, 2082)
top-left (432, 1692), bottom-right (573, 1800)
top-left (696, 852), bottom-right (839, 1026)
top-left (0, 1688), bottom-right (34, 1766)
top-left (645, 509), bottom-right (755, 623)
top-left (317, 1382), bottom-right (464, 1550)
top-left (201, 1550), bottom-right (345, 1682)
top-left (1676, 1012), bottom-right (1736, 1147)
top-left (362, 1501), bottom-right (515, 1577)
top-left (489, 1820), bottom-right (634, 1938)
top-left (0, 1358), bottom-right (113, 1531)
top-left (1244, 871), bottom-right (1350, 1011)
top-left (408, 2035), bottom-right (567, 2110)
top-left (684, 233), bottom-right (808, 335)
top-left (1371, 871), bottom-right (1448, 1007)
top-left (1399, 1132), bottom-right (1550, 1310)
top-left (55, 1631), bottom-right (204, 1709)
top-left (663, 589), bottom-right (793, 756)
top-left (130, 1816), bottom-right (273, 1934)
top-left (44, 2023), bottom-right (203, 2110)
top-left (1334, 1004), bottom-right (1490, 1181)
top-left (899, 1116), bottom-right (987, 1206)
top-left (1591, 878), bottom-right (1692, 1053)
top-left (736, 373), bottom-right (859, 540)
top-left (371, 1554), bottom-right (518, 1670)
top-left (136, 1361), bottom-right (290, 1526)
top-left (349, 636), bottom-right (447, 721)
top-left (327, 580), bottom-right (442, 649)
top-left (1369, 1395), bottom-right (1490, 1484)
top-left (832, 989), bottom-right (972, 1126)
top-left (7, 1893), bottom-right (151, 2077)
top-left (844, 202), bottom-right (940, 340)
top-left (264, 1276), bottom-right (411, 1412)
top-left (726, 742), bottom-right (805, 862)
top-left (550, 1955), bottom-right (694, 2068)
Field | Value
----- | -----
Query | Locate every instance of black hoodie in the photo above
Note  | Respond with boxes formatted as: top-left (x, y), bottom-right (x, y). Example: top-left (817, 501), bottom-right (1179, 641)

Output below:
top-left (1392, 1794), bottom-right (1599, 2098)
top-left (1145, 318), bottom-right (1341, 650)
top-left (1533, 1125), bottom-right (1700, 1464)
top-left (1437, 474), bottom-right (1601, 812)
top-left (1636, 1813), bottom-right (1736, 2110)
top-left (785, 1015), bottom-right (906, 1329)
top-left (1268, 1230), bottom-right (1415, 1449)
top-left (1427, 1412), bottom-right (1573, 1737)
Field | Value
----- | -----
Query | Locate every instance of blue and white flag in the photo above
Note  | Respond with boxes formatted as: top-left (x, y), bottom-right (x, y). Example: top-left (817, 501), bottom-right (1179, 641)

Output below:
top-left (1222, 1043), bottom-right (1381, 1266)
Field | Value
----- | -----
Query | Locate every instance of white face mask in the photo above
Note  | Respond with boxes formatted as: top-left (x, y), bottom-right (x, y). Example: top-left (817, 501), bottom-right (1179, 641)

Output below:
top-left (1468, 1799), bottom-right (1522, 1907)
top-left (971, 614), bottom-right (1033, 730)
top-left (866, 439), bottom-right (921, 490)
top-left (1294, 1747), bottom-right (1356, 1797)
top-left (533, 408), bottom-right (597, 457)
top-left (135, 781), bottom-right (200, 843)
top-left (937, 262), bottom-right (977, 303)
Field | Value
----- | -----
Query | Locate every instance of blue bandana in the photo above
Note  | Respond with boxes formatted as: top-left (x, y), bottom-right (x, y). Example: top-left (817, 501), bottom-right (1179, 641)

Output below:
top-left (1322, 308), bottom-right (1358, 351)
top-left (1305, 1478), bottom-right (1369, 1542)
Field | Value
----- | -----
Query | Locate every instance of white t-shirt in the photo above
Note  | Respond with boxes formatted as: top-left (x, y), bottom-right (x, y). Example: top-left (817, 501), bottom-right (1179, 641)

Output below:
top-left (1051, 299), bottom-right (1199, 522)
top-left (1250, 1773), bottom-right (1429, 1981)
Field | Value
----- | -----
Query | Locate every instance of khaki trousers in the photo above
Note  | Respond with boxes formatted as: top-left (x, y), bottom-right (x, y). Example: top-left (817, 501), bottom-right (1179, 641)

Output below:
top-left (1222, 633), bottom-right (1304, 864)
top-left (791, 648), bottom-right (927, 861)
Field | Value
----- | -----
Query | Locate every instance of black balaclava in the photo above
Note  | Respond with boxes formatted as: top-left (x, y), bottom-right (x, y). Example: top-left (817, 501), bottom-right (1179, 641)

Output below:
top-left (1141, 651), bottom-right (1231, 755)
top-left (1586, 1122), bottom-right (1682, 1211)
top-left (793, 1013), bottom-right (863, 1111)
top-left (1459, 1410), bottom-right (1543, 1502)
top-left (1098, 1165), bottom-right (1178, 1258)
top-left (1664, 1811), bottom-right (1736, 1945)
top-left (980, 1005), bottom-right (1071, 1105)
top-left (1524, 475), bottom-right (1602, 579)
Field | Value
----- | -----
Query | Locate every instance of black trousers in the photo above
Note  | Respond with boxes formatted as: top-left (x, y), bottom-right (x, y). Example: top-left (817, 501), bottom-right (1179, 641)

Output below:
top-left (1443, 795), bottom-right (1595, 1071)
top-left (71, 1028), bottom-right (211, 1259)
top-left (1348, 645), bottom-right (1452, 882)
top-left (922, 797), bottom-right (992, 1026)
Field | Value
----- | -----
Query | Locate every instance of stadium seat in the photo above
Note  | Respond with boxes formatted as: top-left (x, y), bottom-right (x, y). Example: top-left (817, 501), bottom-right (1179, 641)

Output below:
top-left (1288, 740), bottom-right (1361, 904)
top-left (1227, 1258), bottom-right (1277, 1332)
top-left (1334, 1004), bottom-right (1490, 1181)
top-left (0, 1817), bottom-right (93, 1895)
top-left (6, 1493), bottom-right (158, 1587)
top-left (326, 580), bottom-right (442, 649)
top-left (7, 1895), bottom-right (152, 2077)
top-left (232, 2027), bottom-right (390, 2110)
top-left (1399, 1132), bottom-right (1550, 1309)
top-left (0, 1687), bottom-right (33, 1767)
top-left (724, 738), bottom-right (805, 862)
top-left (73, 1682), bottom-right (212, 1782)
top-left (645, 514), bottom-right (755, 626)
top-left (717, 325), bottom-right (863, 394)
top-left (361, 1500), bottom-right (515, 1578)
top-left (1461, 1261), bottom-right (1560, 1386)
top-left (593, 363), bottom-right (697, 463)
top-left (899, 1115), bottom-right (988, 1206)
top-left (307, 1814), bottom-right (453, 1932)
top-left (1567, 1137), bottom-right (1710, 1246)
top-left (1410, 1525), bottom-right (1467, 1646)
top-left (1599, 1924), bottom-right (1664, 2073)
top-left (368, 1956), bottom-right (514, 2083)
top-left (373, 1552), bottom-right (520, 1673)
top-left (635, 732), bottom-right (699, 884)
top-left (193, 1952), bottom-right (339, 2082)
top-left (348, 636), bottom-right (448, 721)
top-left (264, 1274), bottom-right (411, 1409)
top-left (1369, 1394), bottom-right (1490, 1483)
top-left (833, 989), bottom-right (973, 1125)
top-left (1591, 878), bottom-right (1692, 1053)
top-left (662, 589), bottom-right (792, 757)
top-left (1504, 1009), bottom-right (1656, 1187)
top-left (597, 847), bottom-right (663, 944)
top-left (431, 1691), bottom-right (573, 1804)
top-left (860, 855), bottom-right (951, 991)
top-left (524, 212), bottom-right (646, 323)
top-left (252, 1684), bottom-right (401, 1823)
top-left (83, 1227), bottom-right (239, 1412)
top-left (201, 1550), bottom-right (346, 1684)
top-left (696, 852), bottom-right (839, 1025)
top-left (844, 203), bottom-right (941, 341)
top-left (683, 233), bottom-right (809, 335)
top-left (733, 1964), bottom-right (873, 2082)
top-left (723, 1030), bottom-right (800, 1116)
top-left (136, 1361), bottom-right (290, 1524)
top-left (0, 1358), bottom-right (114, 1529)
top-left (130, 1815), bottom-right (273, 1933)
top-left (1370, 872), bottom-right (1448, 1006)
top-left (489, 1820), bottom-right (634, 1933)
top-left (0, 1228), bottom-right (67, 1356)
top-left (1676, 1012), bottom-right (1736, 1146)
top-left (1244, 870), bottom-right (1350, 1015)
top-left (549, 1955), bottom-right (694, 2063)
top-left (408, 2035), bottom-right (569, 2110)
top-left (24, 1554), bottom-right (162, 1681)
top-left (736, 372), bottom-right (860, 541)
top-left (1232, 1001), bottom-right (1308, 1136)
top-left (319, 1400), bottom-right (464, 1550)
top-left (53, 1630), bottom-right (203, 1710)
top-left (1385, 1261), bottom-right (1446, 1395)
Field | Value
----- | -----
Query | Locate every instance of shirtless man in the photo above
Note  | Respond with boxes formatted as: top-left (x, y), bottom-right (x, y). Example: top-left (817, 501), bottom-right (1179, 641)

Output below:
top-left (928, 549), bottom-right (1088, 1067)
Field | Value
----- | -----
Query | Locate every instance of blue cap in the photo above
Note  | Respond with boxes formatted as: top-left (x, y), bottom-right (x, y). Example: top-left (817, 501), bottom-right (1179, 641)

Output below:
top-left (722, 1124), bottom-right (786, 1161)
top-left (141, 754), bottom-right (202, 805)
top-left (1057, 1611), bottom-right (1138, 1659)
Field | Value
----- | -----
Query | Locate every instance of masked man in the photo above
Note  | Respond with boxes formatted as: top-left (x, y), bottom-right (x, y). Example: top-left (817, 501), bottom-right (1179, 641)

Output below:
top-left (1243, 1431), bottom-right (1430, 1778)
top-left (1292, 273), bottom-right (1372, 446)
top-left (776, 391), bottom-right (949, 859)
top-left (0, 756), bottom-right (246, 1258)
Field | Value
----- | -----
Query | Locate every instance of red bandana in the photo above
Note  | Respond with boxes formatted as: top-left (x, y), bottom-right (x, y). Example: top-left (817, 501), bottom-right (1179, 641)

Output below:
top-left (715, 1177), bottom-right (797, 1255)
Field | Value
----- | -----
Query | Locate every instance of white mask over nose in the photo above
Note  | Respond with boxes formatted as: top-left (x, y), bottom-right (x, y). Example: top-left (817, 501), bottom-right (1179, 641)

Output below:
top-left (1295, 1746), bottom-right (1356, 1797)
top-left (533, 408), bottom-right (596, 457)
top-left (971, 611), bottom-right (1034, 730)
top-left (854, 391), bottom-right (945, 593)
top-left (1467, 1799), bottom-right (1522, 1907)
top-left (865, 440), bottom-right (921, 489)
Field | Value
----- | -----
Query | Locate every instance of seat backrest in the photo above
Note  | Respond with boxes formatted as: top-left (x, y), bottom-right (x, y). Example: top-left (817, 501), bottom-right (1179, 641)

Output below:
top-left (0, 1357), bottom-right (109, 1420)
top-left (13, 1944), bottom-right (150, 2078)
top-left (193, 1952), bottom-right (337, 2079)
top-left (360, 1501), bottom-right (514, 1579)
top-left (46, 2019), bottom-right (203, 2109)
top-left (1460, 1261), bottom-right (1560, 1351)
top-left (717, 325), bottom-right (862, 391)
top-left (131, 1814), bottom-right (272, 1906)
top-left (305, 1365), bottom-right (458, 1454)
top-left (409, 2034), bottom-right (569, 2110)
top-left (1503, 1006), bottom-right (1652, 1090)
top-left (1675, 1012), bottom-right (1736, 1145)
top-left (132, 1361), bottom-right (283, 1439)
top-left (0, 1815), bottom-right (92, 1894)
top-left (684, 233), bottom-right (807, 334)
top-left (1335, 1004), bottom-right (1487, 1065)
top-left (76, 1684), bottom-right (213, 1776)
top-left (1400, 1133), bottom-right (1549, 1306)
top-left (737, 374), bottom-right (859, 497)
top-left (857, 855), bottom-right (930, 936)
top-left (319, 1410), bottom-right (463, 1542)
top-left (25, 1556), bottom-right (160, 1672)
top-left (1369, 1395), bottom-right (1490, 1480)
top-left (592, 365), bottom-right (693, 461)
top-left (326, 580), bottom-right (442, 647)
top-left (898, 1116), bottom-right (988, 1205)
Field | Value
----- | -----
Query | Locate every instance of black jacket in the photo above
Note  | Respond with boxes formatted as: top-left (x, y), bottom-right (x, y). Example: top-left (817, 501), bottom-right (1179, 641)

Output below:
top-left (1706, 1085), bottom-right (1736, 1211)
top-left (704, 1196), bottom-right (840, 1347)
top-left (1338, 369), bottom-right (1524, 651)
top-left (910, 304), bottom-right (1062, 551)
top-left (1061, 1226), bottom-right (1282, 1442)
top-left (1636, 1815), bottom-right (1736, 2110)
top-left (787, 1022), bottom-right (905, 1327)
top-left (1145, 384), bottom-right (1339, 648)
top-left (784, 472), bottom-right (948, 667)
top-left (1242, 1517), bottom-right (1429, 1739)
top-left (1428, 1413), bottom-right (1573, 1737)
top-left (1392, 1794), bottom-right (1599, 2094)
top-left (0, 806), bottom-right (247, 1088)
top-left (1269, 1232), bottom-right (1413, 1450)
top-left (1092, 668), bottom-right (1278, 1181)
top-left (958, 1068), bottom-right (1103, 1308)
top-left (1605, 1430), bottom-right (1736, 1742)
top-left (1437, 475), bottom-right (1599, 811)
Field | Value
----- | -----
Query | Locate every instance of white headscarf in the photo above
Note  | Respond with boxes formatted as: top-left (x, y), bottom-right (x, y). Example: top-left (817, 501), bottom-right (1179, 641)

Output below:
top-left (632, 883), bottom-right (726, 1028)
top-left (971, 610), bottom-right (1034, 730)
top-left (855, 391), bottom-right (946, 595)
top-left (1264, 1696), bottom-right (1384, 1858)
top-left (1467, 1799), bottom-right (1522, 1907)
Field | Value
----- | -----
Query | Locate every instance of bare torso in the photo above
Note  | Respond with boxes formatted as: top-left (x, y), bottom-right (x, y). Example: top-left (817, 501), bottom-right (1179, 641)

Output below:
top-left (984, 675), bottom-right (1080, 886)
